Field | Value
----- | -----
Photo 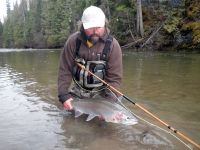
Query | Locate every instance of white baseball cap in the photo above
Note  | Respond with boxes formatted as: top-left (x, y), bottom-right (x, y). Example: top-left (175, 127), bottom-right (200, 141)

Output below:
top-left (81, 6), bottom-right (105, 29)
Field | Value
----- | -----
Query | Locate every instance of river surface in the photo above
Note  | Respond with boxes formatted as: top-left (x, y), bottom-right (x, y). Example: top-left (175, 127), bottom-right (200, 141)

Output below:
top-left (0, 49), bottom-right (199, 150)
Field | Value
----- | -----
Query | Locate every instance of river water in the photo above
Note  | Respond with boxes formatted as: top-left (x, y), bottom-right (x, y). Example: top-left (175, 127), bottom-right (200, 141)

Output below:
top-left (0, 49), bottom-right (199, 150)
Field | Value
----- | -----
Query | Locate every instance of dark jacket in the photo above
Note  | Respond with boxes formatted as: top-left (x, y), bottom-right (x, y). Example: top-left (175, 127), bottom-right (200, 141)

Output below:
top-left (58, 30), bottom-right (123, 103)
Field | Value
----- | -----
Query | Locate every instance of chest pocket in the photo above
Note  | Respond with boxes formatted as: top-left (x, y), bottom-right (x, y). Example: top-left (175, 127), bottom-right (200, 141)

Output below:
top-left (73, 35), bottom-right (113, 90)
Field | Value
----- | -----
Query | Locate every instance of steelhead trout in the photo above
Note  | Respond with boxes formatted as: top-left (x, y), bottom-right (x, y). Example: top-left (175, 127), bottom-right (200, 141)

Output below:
top-left (70, 98), bottom-right (138, 125)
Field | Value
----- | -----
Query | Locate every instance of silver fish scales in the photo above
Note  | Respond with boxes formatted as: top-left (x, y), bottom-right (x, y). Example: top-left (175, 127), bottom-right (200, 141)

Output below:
top-left (71, 98), bottom-right (138, 125)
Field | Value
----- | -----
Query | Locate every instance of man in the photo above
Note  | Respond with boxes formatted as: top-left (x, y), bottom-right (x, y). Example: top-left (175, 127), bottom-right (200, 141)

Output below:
top-left (58, 6), bottom-right (122, 110)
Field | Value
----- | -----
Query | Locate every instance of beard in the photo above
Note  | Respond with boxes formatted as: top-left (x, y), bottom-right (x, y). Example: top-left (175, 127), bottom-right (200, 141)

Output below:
top-left (88, 34), bottom-right (100, 44)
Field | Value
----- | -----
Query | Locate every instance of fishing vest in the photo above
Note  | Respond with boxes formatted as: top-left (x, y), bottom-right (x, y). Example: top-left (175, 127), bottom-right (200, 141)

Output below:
top-left (73, 35), bottom-right (113, 90)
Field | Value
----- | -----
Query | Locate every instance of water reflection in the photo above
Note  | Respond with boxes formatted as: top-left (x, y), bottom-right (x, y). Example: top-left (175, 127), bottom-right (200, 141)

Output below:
top-left (0, 65), bottom-right (66, 150)
top-left (0, 49), bottom-right (199, 150)
top-left (122, 52), bottom-right (200, 134)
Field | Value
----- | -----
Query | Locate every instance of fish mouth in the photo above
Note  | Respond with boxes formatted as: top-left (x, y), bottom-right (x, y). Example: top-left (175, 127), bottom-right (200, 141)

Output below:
top-left (110, 112), bottom-right (138, 125)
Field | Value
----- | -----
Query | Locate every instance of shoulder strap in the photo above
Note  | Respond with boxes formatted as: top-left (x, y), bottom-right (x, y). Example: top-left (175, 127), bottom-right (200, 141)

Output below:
top-left (101, 35), bottom-right (113, 61)
top-left (76, 35), bottom-right (113, 60)
top-left (75, 38), bottom-right (82, 57)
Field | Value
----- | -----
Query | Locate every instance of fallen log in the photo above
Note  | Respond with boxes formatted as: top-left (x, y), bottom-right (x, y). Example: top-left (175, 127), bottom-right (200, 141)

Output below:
top-left (141, 24), bottom-right (163, 48)
top-left (121, 38), bottom-right (144, 49)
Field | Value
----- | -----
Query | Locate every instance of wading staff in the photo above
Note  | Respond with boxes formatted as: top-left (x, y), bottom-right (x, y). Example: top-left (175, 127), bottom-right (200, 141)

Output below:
top-left (76, 62), bottom-right (200, 149)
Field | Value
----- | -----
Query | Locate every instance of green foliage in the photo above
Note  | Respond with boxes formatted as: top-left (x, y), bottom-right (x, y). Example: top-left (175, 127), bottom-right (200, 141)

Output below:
top-left (47, 35), bottom-right (60, 48)
top-left (116, 5), bottom-right (128, 12)
top-left (186, 1), bottom-right (200, 20)
top-left (0, 22), bottom-right (3, 33)
top-left (0, 21), bottom-right (3, 47)
top-left (163, 17), bottom-right (181, 34)
top-left (3, 18), bottom-right (14, 47)
top-left (6, 0), bottom-right (11, 15)
top-left (109, 0), bottom-right (136, 43)
top-left (1, 0), bottom-right (199, 50)
top-left (182, 21), bottom-right (200, 44)
top-left (2, 0), bottom-right (137, 48)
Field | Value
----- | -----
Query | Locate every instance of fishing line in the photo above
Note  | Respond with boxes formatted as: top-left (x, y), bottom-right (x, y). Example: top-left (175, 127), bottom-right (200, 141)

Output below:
top-left (108, 89), bottom-right (193, 150)
top-left (76, 62), bottom-right (199, 149)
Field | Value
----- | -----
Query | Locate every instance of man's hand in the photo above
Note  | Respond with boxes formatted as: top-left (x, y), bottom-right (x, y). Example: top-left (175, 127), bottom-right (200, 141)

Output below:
top-left (63, 98), bottom-right (73, 110)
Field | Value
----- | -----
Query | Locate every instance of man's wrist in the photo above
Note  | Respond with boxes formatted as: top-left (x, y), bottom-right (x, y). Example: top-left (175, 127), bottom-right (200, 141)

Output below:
top-left (64, 97), bottom-right (73, 103)
top-left (58, 93), bottom-right (72, 104)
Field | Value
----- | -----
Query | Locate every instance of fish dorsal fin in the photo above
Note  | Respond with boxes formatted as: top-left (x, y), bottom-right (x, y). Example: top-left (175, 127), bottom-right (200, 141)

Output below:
top-left (75, 110), bottom-right (83, 118)
top-left (86, 114), bottom-right (96, 121)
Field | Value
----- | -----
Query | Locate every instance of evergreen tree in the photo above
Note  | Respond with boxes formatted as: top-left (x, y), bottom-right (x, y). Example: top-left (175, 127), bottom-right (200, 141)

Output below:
top-left (6, 0), bottom-right (11, 15)
top-left (3, 0), bottom-right (14, 48)
top-left (1, 0), bottom-right (197, 50)
top-left (0, 21), bottom-right (3, 47)
top-left (28, 0), bottom-right (45, 48)
top-left (12, 1), bottom-right (27, 48)
top-left (42, 0), bottom-right (75, 48)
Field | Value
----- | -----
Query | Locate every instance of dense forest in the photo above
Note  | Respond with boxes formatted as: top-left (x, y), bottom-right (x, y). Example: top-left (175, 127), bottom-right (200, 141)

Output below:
top-left (0, 0), bottom-right (199, 51)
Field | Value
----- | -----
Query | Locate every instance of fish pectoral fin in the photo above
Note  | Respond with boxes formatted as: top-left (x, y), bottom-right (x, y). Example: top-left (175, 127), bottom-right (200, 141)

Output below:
top-left (75, 110), bottom-right (83, 118)
top-left (86, 114), bottom-right (96, 121)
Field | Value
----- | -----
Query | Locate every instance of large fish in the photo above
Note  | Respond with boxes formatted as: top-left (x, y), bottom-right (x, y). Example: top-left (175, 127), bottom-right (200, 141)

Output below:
top-left (69, 98), bottom-right (138, 125)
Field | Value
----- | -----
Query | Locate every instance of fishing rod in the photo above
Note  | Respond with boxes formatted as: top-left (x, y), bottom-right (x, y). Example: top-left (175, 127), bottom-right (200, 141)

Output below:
top-left (76, 62), bottom-right (200, 149)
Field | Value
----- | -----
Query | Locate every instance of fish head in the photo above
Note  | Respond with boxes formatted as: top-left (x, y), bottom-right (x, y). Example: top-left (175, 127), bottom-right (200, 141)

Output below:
top-left (106, 111), bottom-right (138, 125)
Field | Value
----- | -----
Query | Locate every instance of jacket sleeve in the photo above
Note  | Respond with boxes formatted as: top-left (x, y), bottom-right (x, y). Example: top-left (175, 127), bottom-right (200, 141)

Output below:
top-left (105, 38), bottom-right (123, 94)
top-left (57, 36), bottom-right (76, 103)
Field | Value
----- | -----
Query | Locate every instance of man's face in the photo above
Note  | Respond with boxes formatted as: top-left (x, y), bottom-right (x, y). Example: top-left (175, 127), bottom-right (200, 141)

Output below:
top-left (84, 27), bottom-right (105, 43)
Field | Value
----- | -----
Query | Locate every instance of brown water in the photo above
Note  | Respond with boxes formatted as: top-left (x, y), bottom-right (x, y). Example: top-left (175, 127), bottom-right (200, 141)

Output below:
top-left (0, 49), bottom-right (199, 150)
